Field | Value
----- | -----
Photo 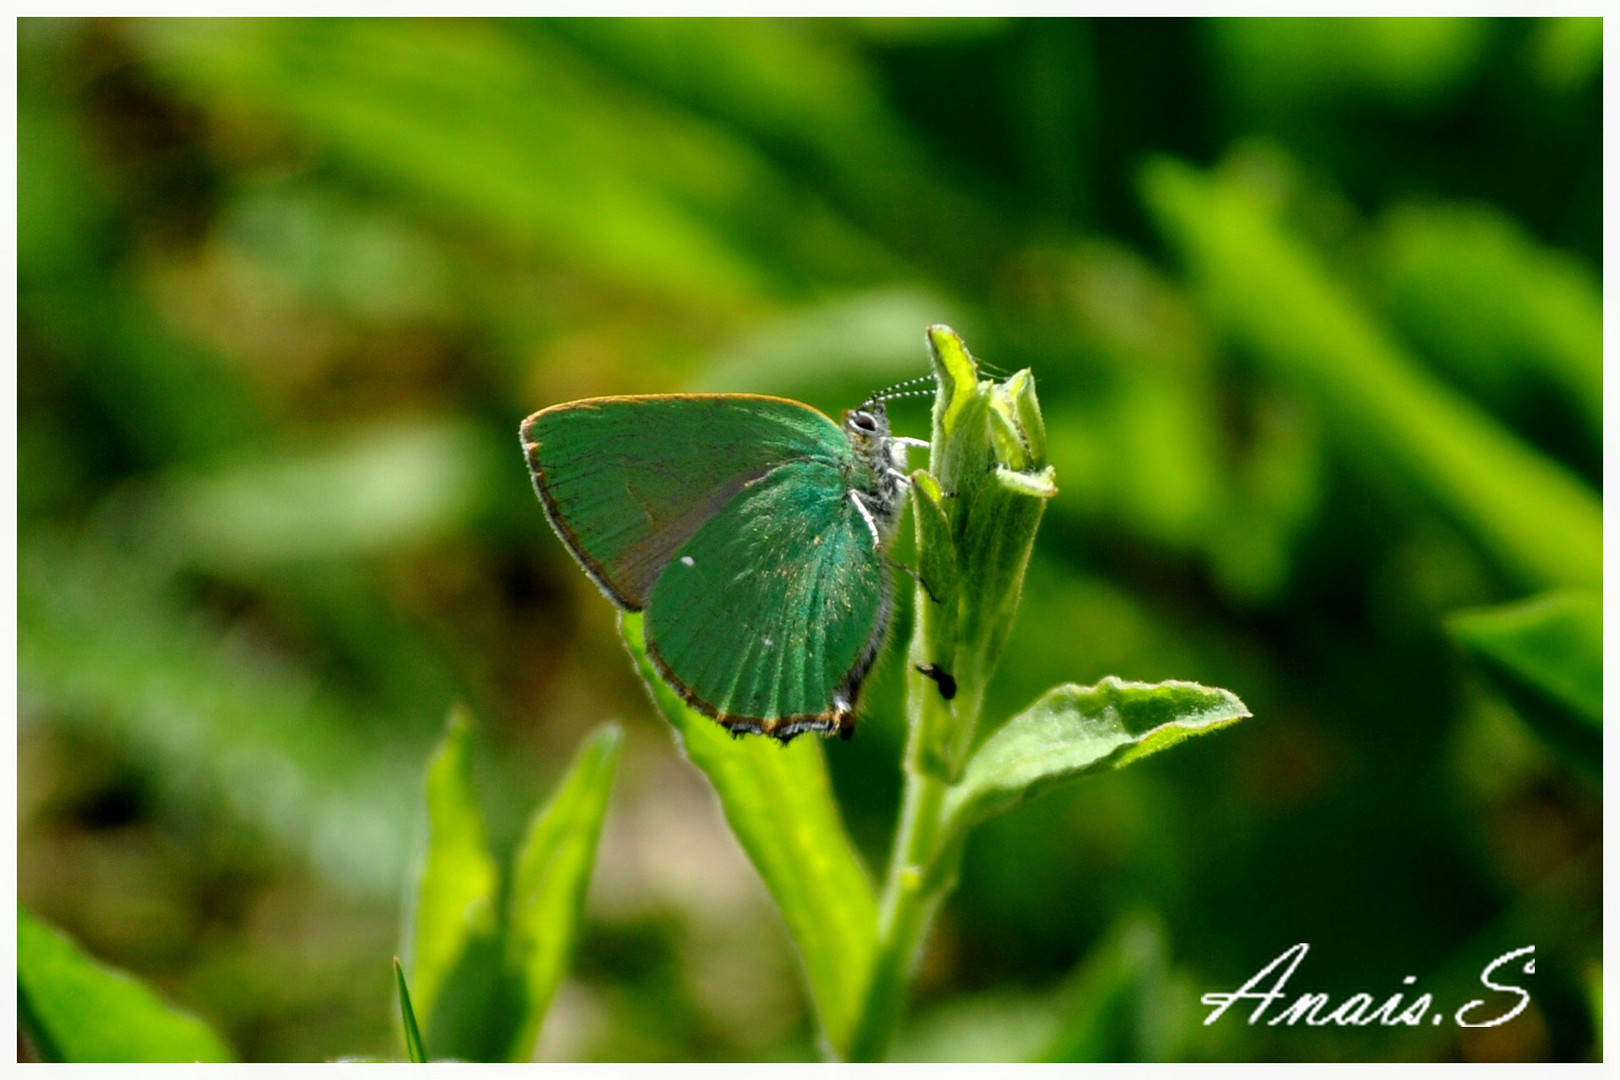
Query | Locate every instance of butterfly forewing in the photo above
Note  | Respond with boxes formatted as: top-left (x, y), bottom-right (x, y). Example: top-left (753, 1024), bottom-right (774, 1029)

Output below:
top-left (643, 459), bottom-right (888, 734)
top-left (523, 396), bottom-right (847, 609)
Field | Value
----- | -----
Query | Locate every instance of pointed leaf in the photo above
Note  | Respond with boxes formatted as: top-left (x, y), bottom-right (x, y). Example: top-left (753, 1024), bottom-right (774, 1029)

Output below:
top-left (404, 706), bottom-right (500, 1056)
top-left (943, 677), bottom-right (1249, 839)
top-left (502, 723), bottom-right (623, 1061)
top-left (1448, 589), bottom-right (1600, 776)
top-left (623, 612), bottom-right (877, 1052)
top-left (18, 907), bottom-right (233, 1063)
top-left (394, 958), bottom-right (427, 1063)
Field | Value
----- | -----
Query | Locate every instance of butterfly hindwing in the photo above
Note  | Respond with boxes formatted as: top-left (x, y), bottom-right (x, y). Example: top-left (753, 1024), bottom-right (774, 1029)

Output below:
top-left (642, 458), bottom-right (889, 735)
top-left (522, 396), bottom-right (847, 609)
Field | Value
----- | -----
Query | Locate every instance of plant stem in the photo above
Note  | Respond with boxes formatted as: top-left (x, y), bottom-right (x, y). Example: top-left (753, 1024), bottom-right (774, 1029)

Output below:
top-left (844, 668), bottom-right (961, 1061)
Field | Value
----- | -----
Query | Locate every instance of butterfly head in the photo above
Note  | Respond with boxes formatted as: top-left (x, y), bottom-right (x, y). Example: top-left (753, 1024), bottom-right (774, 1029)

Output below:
top-left (843, 400), bottom-right (891, 456)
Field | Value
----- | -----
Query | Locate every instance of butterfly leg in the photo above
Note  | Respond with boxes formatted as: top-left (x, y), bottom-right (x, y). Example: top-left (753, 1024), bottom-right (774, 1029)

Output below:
top-left (848, 490), bottom-right (882, 549)
top-left (893, 437), bottom-right (930, 449)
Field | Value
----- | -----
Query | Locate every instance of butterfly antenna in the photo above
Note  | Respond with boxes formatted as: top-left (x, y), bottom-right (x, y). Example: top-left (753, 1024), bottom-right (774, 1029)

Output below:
top-left (874, 388), bottom-right (936, 404)
top-left (868, 360), bottom-right (1014, 399)
top-left (976, 357), bottom-right (1012, 378)
top-left (866, 374), bottom-right (937, 406)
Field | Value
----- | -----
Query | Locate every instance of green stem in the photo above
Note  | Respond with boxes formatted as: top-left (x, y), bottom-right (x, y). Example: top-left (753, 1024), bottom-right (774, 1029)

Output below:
top-left (844, 667), bottom-right (962, 1061)
top-left (846, 773), bottom-right (945, 1060)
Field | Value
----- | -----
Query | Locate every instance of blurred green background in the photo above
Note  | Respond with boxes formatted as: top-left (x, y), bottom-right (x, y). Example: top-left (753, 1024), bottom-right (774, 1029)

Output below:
top-left (17, 16), bottom-right (1601, 1062)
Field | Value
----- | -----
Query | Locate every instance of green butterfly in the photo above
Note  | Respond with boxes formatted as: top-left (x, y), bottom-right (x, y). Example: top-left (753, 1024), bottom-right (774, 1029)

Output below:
top-left (521, 393), bottom-right (924, 742)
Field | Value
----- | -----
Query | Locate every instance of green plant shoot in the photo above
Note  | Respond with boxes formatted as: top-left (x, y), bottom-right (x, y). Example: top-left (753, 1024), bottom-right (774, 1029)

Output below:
top-left (620, 326), bottom-right (1250, 1060)
top-left (401, 708), bottom-right (621, 1062)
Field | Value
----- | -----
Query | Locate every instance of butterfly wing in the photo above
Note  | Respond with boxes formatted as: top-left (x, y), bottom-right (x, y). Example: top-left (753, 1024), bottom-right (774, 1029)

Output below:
top-left (522, 395), bottom-right (847, 609)
top-left (642, 458), bottom-right (889, 739)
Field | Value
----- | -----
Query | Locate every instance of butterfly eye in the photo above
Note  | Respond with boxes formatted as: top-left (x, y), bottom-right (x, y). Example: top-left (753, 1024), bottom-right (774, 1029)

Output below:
top-left (850, 411), bottom-right (878, 433)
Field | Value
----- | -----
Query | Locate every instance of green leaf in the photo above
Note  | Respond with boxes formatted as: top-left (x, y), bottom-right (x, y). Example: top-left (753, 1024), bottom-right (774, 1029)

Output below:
top-left (942, 677), bottom-right (1250, 840)
top-left (622, 612), bottom-right (877, 1053)
top-left (18, 907), bottom-right (234, 1063)
top-left (394, 958), bottom-right (427, 1063)
top-left (910, 471), bottom-right (959, 622)
top-left (1140, 156), bottom-right (1601, 591)
top-left (402, 714), bottom-right (623, 1062)
top-left (1448, 590), bottom-right (1601, 777)
top-left (927, 323), bottom-right (979, 444)
top-left (502, 723), bottom-right (623, 1061)
top-left (1040, 913), bottom-right (1181, 1063)
top-left (404, 706), bottom-right (500, 1059)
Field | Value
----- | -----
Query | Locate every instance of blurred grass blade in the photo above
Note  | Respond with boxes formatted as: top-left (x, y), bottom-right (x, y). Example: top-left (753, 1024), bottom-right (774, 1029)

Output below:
top-left (622, 612), bottom-right (877, 1053)
top-left (405, 706), bottom-right (501, 1058)
top-left (942, 678), bottom-right (1249, 841)
top-left (545, 18), bottom-right (999, 275)
top-left (1140, 156), bottom-right (1601, 591)
top-left (394, 958), bottom-right (427, 1063)
top-left (502, 723), bottom-right (624, 1062)
top-left (1448, 589), bottom-right (1600, 777)
top-left (1376, 202), bottom-right (1601, 434)
top-left (132, 19), bottom-right (887, 309)
top-left (1041, 913), bottom-right (1180, 1063)
top-left (18, 907), bottom-right (234, 1063)
top-left (160, 418), bottom-right (497, 570)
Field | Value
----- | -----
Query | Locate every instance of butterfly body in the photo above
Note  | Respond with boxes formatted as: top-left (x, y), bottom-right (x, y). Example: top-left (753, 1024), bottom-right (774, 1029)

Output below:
top-left (521, 394), bottom-right (909, 742)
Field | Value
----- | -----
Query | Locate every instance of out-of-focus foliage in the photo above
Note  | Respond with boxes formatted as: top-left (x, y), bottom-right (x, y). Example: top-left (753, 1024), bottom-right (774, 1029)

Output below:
top-left (18, 16), bottom-right (1599, 1062)
top-left (1142, 155), bottom-right (1599, 592)
top-left (19, 907), bottom-right (234, 1062)
top-left (1448, 591), bottom-right (1601, 779)
top-left (1040, 912), bottom-right (1185, 1062)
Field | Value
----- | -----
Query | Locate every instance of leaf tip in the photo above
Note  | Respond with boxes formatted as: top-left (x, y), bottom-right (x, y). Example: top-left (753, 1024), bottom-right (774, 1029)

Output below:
top-left (444, 700), bottom-right (476, 737)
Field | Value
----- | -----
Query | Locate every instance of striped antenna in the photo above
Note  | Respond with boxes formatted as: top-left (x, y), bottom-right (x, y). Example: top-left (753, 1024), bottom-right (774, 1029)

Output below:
top-left (865, 374), bottom-right (937, 407)
top-left (869, 373), bottom-right (933, 398)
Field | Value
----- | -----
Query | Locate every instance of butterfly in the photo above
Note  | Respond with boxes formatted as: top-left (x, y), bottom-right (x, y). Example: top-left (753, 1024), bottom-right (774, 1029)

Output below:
top-left (521, 391), bottom-right (927, 742)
